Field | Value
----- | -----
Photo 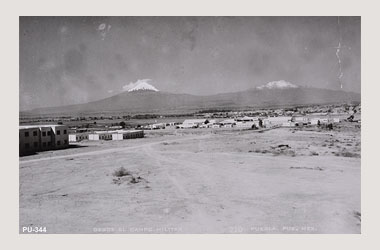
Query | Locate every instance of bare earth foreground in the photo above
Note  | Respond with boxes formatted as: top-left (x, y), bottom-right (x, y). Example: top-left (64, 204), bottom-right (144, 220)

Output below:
top-left (19, 123), bottom-right (360, 233)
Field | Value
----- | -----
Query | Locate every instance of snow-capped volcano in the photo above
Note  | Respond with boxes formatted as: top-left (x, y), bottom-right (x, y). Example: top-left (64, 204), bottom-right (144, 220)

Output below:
top-left (257, 80), bottom-right (299, 90)
top-left (126, 79), bottom-right (159, 92)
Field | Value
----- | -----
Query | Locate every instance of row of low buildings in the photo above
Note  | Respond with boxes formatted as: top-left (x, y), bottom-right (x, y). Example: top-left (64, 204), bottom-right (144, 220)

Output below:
top-left (140, 122), bottom-right (181, 130)
top-left (69, 130), bottom-right (144, 142)
top-left (174, 116), bottom-right (341, 129)
top-left (19, 125), bottom-right (69, 156)
top-left (19, 124), bottom-right (144, 155)
top-left (177, 117), bottom-right (265, 129)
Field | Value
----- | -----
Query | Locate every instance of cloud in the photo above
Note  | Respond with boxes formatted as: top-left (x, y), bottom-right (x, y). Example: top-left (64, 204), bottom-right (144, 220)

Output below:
top-left (98, 23), bottom-right (112, 40)
top-left (98, 23), bottom-right (106, 30)
top-left (122, 79), bottom-right (152, 91)
top-left (107, 90), bottom-right (114, 93)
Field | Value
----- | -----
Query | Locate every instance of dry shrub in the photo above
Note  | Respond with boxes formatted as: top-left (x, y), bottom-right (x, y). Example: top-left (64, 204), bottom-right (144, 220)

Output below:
top-left (333, 151), bottom-right (360, 158)
top-left (273, 149), bottom-right (296, 157)
top-left (162, 141), bottom-right (179, 146)
top-left (113, 167), bottom-right (131, 177)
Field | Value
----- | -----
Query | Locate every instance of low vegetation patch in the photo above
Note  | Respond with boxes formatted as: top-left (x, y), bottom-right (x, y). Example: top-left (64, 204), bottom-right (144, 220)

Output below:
top-left (270, 145), bottom-right (296, 157)
top-left (250, 146), bottom-right (296, 157)
top-left (290, 166), bottom-right (324, 171)
top-left (272, 149), bottom-right (296, 157)
top-left (112, 167), bottom-right (148, 186)
top-left (113, 167), bottom-right (131, 177)
top-left (249, 149), bottom-right (269, 154)
top-left (162, 141), bottom-right (180, 146)
top-left (333, 151), bottom-right (360, 158)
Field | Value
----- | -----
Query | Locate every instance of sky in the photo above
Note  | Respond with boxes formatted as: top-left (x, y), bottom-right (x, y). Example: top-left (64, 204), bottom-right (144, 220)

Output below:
top-left (19, 16), bottom-right (361, 110)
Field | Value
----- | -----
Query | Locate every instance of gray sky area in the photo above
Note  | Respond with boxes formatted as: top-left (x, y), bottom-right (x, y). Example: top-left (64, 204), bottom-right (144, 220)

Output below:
top-left (20, 16), bottom-right (360, 110)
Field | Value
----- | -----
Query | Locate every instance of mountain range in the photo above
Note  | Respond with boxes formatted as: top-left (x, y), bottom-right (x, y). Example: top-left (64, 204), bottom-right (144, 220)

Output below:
top-left (22, 81), bottom-right (361, 116)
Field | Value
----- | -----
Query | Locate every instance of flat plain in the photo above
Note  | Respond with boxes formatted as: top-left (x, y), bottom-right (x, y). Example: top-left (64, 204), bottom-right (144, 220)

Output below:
top-left (19, 122), bottom-right (360, 233)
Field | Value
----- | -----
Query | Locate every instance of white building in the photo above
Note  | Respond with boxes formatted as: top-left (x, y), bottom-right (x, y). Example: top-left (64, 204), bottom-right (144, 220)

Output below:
top-left (235, 121), bottom-right (258, 129)
top-left (179, 119), bottom-right (207, 128)
top-left (150, 123), bottom-right (166, 129)
top-left (236, 116), bottom-right (257, 122)
top-left (69, 133), bottom-right (89, 142)
top-left (332, 118), bottom-right (340, 123)
top-left (69, 134), bottom-right (76, 142)
top-left (319, 118), bottom-right (329, 124)
top-left (292, 116), bottom-right (309, 124)
top-left (263, 119), bottom-right (273, 128)
top-left (88, 130), bottom-right (144, 141)
top-left (88, 134), bottom-right (100, 140)
top-left (282, 122), bottom-right (296, 127)
top-left (310, 117), bottom-right (330, 125)
top-left (310, 118), bottom-right (320, 125)
top-left (112, 133), bottom-right (123, 140)
top-left (199, 124), bottom-right (210, 128)
top-left (220, 119), bottom-right (236, 126)
top-left (267, 116), bottom-right (292, 125)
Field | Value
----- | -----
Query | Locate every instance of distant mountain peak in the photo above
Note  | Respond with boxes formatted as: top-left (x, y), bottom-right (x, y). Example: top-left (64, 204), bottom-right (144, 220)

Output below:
top-left (257, 80), bottom-right (299, 90)
top-left (126, 79), bottom-right (159, 92)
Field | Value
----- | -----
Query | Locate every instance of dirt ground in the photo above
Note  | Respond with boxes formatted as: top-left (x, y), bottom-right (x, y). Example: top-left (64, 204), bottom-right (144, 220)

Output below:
top-left (19, 122), bottom-right (360, 233)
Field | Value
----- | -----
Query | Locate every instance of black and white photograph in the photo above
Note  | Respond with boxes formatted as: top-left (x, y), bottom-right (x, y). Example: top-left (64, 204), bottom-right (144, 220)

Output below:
top-left (18, 16), bottom-right (361, 234)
